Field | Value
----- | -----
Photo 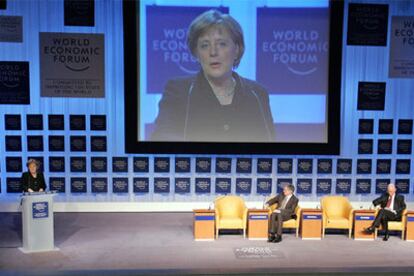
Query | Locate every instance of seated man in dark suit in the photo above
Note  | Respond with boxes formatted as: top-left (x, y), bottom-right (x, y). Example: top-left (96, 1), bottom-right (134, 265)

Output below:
top-left (365, 183), bottom-right (406, 241)
top-left (265, 184), bottom-right (299, 243)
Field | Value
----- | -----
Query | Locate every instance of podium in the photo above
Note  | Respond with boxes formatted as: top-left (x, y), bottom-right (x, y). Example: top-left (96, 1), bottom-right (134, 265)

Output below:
top-left (406, 211), bottom-right (414, 242)
top-left (354, 209), bottom-right (375, 240)
top-left (193, 209), bottom-right (215, 241)
top-left (301, 208), bottom-right (322, 240)
top-left (19, 192), bottom-right (59, 253)
top-left (247, 209), bottom-right (269, 240)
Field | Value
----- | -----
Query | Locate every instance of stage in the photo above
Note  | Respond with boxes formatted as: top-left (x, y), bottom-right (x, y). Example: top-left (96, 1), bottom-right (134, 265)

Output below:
top-left (1, 212), bottom-right (413, 275)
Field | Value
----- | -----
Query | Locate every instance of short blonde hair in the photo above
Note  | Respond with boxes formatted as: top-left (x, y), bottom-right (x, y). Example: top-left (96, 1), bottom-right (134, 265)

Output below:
top-left (26, 159), bottom-right (39, 168)
top-left (187, 10), bottom-right (245, 68)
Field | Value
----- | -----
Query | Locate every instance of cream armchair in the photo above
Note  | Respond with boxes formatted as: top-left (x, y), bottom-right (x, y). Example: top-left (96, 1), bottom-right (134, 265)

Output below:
top-left (321, 196), bottom-right (354, 238)
top-left (267, 202), bottom-right (301, 237)
top-left (375, 209), bottom-right (408, 239)
top-left (214, 195), bottom-right (248, 238)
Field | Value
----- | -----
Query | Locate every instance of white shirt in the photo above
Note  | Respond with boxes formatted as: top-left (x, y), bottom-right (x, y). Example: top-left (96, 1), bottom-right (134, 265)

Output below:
top-left (388, 194), bottom-right (395, 211)
top-left (279, 194), bottom-right (293, 210)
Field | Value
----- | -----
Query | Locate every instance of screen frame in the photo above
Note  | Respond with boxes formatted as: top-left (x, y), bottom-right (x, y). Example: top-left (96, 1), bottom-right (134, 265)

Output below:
top-left (123, 0), bottom-right (343, 155)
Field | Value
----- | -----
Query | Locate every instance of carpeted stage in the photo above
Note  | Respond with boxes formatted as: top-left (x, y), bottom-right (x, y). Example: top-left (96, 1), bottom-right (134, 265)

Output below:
top-left (1, 212), bottom-right (413, 275)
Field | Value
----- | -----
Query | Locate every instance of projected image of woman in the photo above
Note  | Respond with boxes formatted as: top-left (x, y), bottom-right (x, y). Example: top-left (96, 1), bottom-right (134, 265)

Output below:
top-left (151, 10), bottom-right (275, 142)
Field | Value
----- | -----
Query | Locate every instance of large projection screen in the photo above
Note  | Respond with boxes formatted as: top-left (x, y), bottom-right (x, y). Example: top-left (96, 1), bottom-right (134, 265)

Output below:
top-left (124, 0), bottom-right (343, 154)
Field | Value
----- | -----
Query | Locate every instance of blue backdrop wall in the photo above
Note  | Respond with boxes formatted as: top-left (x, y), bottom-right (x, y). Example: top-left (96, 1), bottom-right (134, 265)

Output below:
top-left (0, 0), bottom-right (413, 207)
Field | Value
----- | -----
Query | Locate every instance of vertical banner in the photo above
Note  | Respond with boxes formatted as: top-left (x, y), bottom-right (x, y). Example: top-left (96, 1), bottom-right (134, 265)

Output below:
top-left (215, 178), bottom-right (231, 194)
top-left (175, 157), bottom-right (191, 173)
top-left (154, 157), bottom-right (170, 173)
top-left (112, 157), bottom-right (128, 173)
top-left (195, 157), bottom-right (211, 173)
top-left (90, 115), bottom-right (106, 131)
top-left (70, 115), bottom-right (86, 130)
top-left (70, 157), bottom-right (86, 172)
top-left (49, 136), bottom-right (65, 152)
top-left (257, 178), bottom-right (272, 195)
top-left (296, 178), bottom-right (313, 194)
top-left (398, 119), bottom-right (413, 134)
top-left (48, 114), bottom-right (64, 130)
top-left (64, 0), bottom-right (95, 27)
top-left (49, 177), bottom-right (65, 193)
top-left (359, 119), bottom-right (374, 134)
top-left (6, 177), bottom-right (21, 193)
top-left (0, 61), bottom-right (30, 104)
top-left (376, 159), bottom-right (391, 174)
top-left (257, 158), bottom-right (272, 174)
top-left (195, 178), bottom-right (211, 194)
top-left (154, 177), bottom-right (170, 193)
top-left (277, 178), bottom-right (292, 193)
top-left (389, 16), bottom-right (414, 78)
top-left (356, 179), bottom-right (372, 194)
top-left (113, 178), bottom-right (128, 193)
top-left (91, 157), bottom-right (107, 173)
top-left (175, 178), bottom-right (190, 194)
top-left (27, 114), bottom-right (43, 130)
top-left (133, 157), bottom-right (149, 173)
top-left (133, 177), bottom-right (149, 193)
top-left (49, 157), bottom-right (65, 172)
top-left (236, 158), bottom-right (252, 174)
top-left (215, 157), bottom-right (232, 174)
top-left (375, 179), bottom-right (390, 194)
top-left (235, 178), bottom-right (252, 194)
top-left (336, 179), bottom-right (351, 194)
top-left (146, 6), bottom-right (228, 93)
top-left (297, 159), bottom-right (313, 174)
top-left (0, 16), bottom-right (23, 42)
top-left (395, 179), bottom-right (410, 194)
top-left (347, 3), bottom-right (389, 46)
top-left (256, 7), bottom-right (329, 94)
top-left (6, 157), bottom-right (22, 172)
top-left (277, 158), bottom-right (293, 174)
top-left (316, 179), bottom-right (332, 194)
top-left (71, 177), bottom-right (87, 193)
top-left (91, 177), bottom-right (107, 193)
top-left (317, 159), bottom-right (332, 174)
top-left (40, 32), bottom-right (105, 98)
top-left (4, 114), bottom-right (21, 130)
top-left (336, 159), bottom-right (352, 174)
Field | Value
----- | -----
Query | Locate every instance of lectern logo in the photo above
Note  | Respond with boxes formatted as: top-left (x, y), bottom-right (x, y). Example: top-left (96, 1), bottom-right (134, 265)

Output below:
top-left (32, 202), bottom-right (49, 219)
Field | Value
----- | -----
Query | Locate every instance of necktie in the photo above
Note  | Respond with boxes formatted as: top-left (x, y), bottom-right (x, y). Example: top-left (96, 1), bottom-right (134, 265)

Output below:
top-left (280, 196), bottom-right (289, 209)
top-left (386, 196), bottom-right (392, 208)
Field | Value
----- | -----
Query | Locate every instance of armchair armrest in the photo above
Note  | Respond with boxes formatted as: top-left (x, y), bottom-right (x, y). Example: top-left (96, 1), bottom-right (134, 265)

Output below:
top-left (348, 208), bottom-right (355, 227)
top-left (243, 207), bottom-right (248, 228)
top-left (402, 209), bottom-right (408, 225)
top-left (295, 207), bottom-right (302, 226)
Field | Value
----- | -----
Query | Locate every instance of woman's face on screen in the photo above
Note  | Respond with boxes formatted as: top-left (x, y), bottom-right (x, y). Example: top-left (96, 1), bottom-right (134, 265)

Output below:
top-left (196, 26), bottom-right (239, 82)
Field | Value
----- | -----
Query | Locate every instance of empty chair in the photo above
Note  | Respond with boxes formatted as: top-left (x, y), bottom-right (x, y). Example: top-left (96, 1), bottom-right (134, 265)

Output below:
top-left (321, 196), bottom-right (354, 238)
top-left (214, 195), bottom-right (248, 238)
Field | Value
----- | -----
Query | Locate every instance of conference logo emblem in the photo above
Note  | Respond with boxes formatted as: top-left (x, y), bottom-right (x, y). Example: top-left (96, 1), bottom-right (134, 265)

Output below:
top-left (151, 27), bottom-right (199, 75)
top-left (262, 29), bottom-right (327, 76)
top-left (40, 32), bottom-right (105, 98)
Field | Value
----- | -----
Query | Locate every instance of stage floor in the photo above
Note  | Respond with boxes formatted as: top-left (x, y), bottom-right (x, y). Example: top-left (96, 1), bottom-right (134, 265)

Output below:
top-left (1, 212), bottom-right (414, 275)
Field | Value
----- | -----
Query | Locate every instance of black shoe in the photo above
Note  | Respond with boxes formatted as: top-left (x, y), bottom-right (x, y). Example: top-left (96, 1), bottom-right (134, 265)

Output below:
top-left (267, 235), bottom-right (275, 242)
top-left (364, 227), bottom-right (375, 234)
top-left (383, 233), bottom-right (390, 241)
top-left (272, 235), bottom-right (282, 243)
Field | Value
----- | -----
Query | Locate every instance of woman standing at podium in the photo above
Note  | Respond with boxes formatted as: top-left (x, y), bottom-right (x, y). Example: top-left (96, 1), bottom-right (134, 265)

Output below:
top-left (20, 159), bottom-right (46, 193)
